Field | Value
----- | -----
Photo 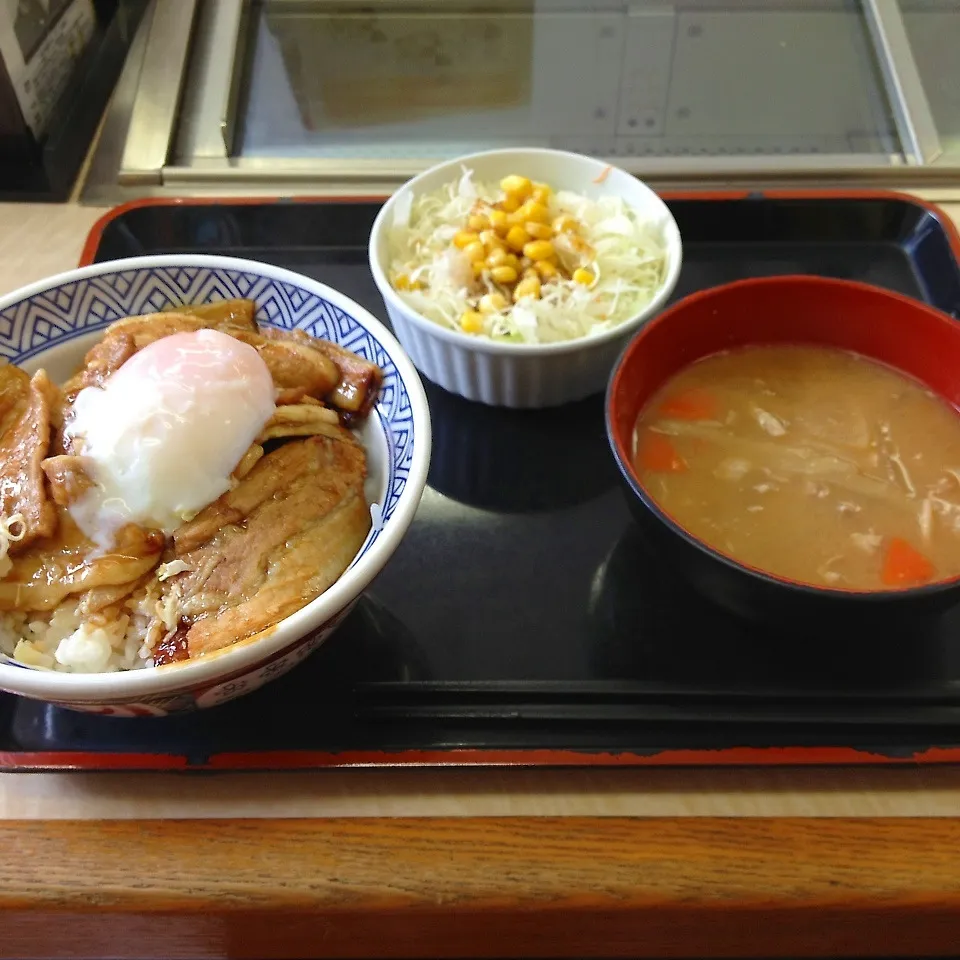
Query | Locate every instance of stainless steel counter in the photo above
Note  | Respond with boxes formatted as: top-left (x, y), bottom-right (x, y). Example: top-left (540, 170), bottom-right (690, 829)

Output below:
top-left (81, 0), bottom-right (960, 204)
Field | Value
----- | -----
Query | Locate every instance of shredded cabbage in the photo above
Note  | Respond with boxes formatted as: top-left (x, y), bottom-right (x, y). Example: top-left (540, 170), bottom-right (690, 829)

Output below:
top-left (387, 166), bottom-right (667, 345)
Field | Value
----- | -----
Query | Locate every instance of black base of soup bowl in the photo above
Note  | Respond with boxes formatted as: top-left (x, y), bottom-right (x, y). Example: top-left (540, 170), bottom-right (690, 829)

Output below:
top-left (588, 521), bottom-right (949, 687)
top-left (605, 275), bottom-right (960, 631)
top-left (615, 474), bottom-right (960, 630)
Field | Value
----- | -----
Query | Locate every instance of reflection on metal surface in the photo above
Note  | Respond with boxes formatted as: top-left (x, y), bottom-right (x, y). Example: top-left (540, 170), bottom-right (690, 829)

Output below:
top-left (223, 0), bottom-right (253, 154)
top-left (863, 0), bottom-right (942, 164)
top-left (80, 0), bottom-right (154, 205)
top-left (240, 0), bottom-right (537, 159)
top-left (236, 0), bottom-right (898, 160)
top-left (161, 151), bottom-right (907, 184)
top-left (902, 0), bottom-right (960, 162)
top-left (174, 0), bottom-right (251, 161)
top-left (79, 0), bottom-right (960, 204)
top-left (118, 0), bottom-right (199, 184)
top-left (272, 3), bottom-right (533, 132)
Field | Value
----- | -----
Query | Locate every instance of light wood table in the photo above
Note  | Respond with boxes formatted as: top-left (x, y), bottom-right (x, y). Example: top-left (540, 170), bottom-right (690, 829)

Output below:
top-left (1, 195), bottom-right (960, 959)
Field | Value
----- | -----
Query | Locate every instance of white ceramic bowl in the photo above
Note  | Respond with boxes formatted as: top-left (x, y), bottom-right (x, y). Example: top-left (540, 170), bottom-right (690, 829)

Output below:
top-left (368, 147), bottom-right (683, 408)
top-left (0, 255), bottom-right (431, 716)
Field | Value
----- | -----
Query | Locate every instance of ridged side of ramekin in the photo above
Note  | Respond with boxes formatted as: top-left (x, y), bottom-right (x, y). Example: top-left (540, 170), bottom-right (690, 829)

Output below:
top-left (368, 147), bottom-right (683, 410)
top-left (384, 300), bottom-right (641, 408)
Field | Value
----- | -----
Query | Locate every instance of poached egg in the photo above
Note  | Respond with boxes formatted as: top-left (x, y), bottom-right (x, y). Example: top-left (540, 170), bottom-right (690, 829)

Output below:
top-left (67, 329), bottom-right (276, 547)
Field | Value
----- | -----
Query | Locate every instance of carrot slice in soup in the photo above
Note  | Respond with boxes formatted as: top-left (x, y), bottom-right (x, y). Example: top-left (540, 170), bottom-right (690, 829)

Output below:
top-left (881, 537), bottom-right (935, 587)
top-left (657, 388), bottom-right (718, 421)
top-left (637, 433), bottom-right (687, 473)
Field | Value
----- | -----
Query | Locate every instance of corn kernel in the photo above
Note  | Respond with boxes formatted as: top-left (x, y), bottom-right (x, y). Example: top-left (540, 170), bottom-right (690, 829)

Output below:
top-left (505, 225), bottom-right (530, 252)
top-left (523, 239), bottom-right (556, 262)
top-left (500, 175), bottom-right (533, 198)
top-left (504, 253), bottom-right (520, 271)
top-left (573, 267), bottom-right (595, 286)
top-left (486, 247), bottom-right (509, 268)
top-left (478, 292), bottom-right (508, 314)
top-left (489, 209), bottom-right (509, 235)
top-left (491, 265), bottom-right (519, 285)
top-left (501, 194), bottom-right (522, 213)
top-left (535, 260), bottom-right (559, 281)
top-left (394, 274), bottom-right (411, 291)
top-left (531, 183), bottom-right (552, 204)
top-left (480, 229), bottom-right (504, 251)
top-left (453, 230), bottom-right (479, 249)
top-left (522, 266), bottom-right (539, 281)
top-left (468, 213), bottom-right (489, 232)
top-left (460, 311), bottom-right (484, 334)
top-left (517, 200), bottom-right (550, 224)
top-left (463, 241), bottom-right (485, 263)
top-left (525, 221), bottom-right (553, 240)
top-left (471, 261), bottom-right (486, 278)
top-left (514, 276), bottom-right (542, 301)
top-left (505, 210), bottom-right (525, 228)
top-left (552, 215), bottom-right (580, 234)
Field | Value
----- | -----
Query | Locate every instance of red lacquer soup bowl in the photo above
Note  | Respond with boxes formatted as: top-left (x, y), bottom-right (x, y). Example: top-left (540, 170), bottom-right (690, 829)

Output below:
top-left (605, 275), bottom-right (960, 627)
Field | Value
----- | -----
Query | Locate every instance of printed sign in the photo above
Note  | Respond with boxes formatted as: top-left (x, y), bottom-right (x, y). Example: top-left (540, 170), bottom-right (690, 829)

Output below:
top-left (0, 0), bottom-right (95, 138)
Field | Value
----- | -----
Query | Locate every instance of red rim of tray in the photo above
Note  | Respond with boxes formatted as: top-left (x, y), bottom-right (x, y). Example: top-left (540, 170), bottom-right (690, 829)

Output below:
top-left (35, 187), bottom-right (960, 772)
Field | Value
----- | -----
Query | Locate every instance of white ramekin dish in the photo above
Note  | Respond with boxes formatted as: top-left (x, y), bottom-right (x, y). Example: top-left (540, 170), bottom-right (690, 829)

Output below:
top-left (0, 255), bottom-right (431, 716)
top-left (368, 147), bottom-right (683, 409)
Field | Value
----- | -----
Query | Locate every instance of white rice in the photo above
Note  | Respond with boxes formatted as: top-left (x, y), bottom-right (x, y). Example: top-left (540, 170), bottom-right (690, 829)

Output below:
top-left (0, 575), bottom-right (178, 673)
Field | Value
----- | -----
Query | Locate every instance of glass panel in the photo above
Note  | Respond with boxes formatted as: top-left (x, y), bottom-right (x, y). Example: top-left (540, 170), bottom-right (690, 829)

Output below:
top-left (901, 0), bottom-right (960, 162)
top-left (236, 0), bottom-right (900, 162)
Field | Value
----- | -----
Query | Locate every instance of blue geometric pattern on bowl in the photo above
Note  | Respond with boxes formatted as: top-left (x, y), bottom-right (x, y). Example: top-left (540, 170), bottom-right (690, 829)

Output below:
top-left (0, 265), bottom-right (415, 554)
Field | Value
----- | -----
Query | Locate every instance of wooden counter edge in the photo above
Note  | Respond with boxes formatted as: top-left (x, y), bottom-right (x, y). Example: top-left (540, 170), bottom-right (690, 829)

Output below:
top-left (2, 816), bottom-right (959, 959)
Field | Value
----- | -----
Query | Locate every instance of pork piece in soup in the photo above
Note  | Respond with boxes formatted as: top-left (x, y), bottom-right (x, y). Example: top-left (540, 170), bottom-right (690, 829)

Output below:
top-left (632, 345), bottom-right (960, 590)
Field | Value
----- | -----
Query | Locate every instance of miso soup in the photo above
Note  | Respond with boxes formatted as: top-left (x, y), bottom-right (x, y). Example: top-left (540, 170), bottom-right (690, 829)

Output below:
top-left (633, 345), bottom-right (960, 590)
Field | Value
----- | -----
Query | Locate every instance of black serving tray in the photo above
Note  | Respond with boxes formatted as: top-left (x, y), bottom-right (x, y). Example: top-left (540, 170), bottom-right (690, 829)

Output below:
top-left (4, 190), bottom-right (960, 772)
